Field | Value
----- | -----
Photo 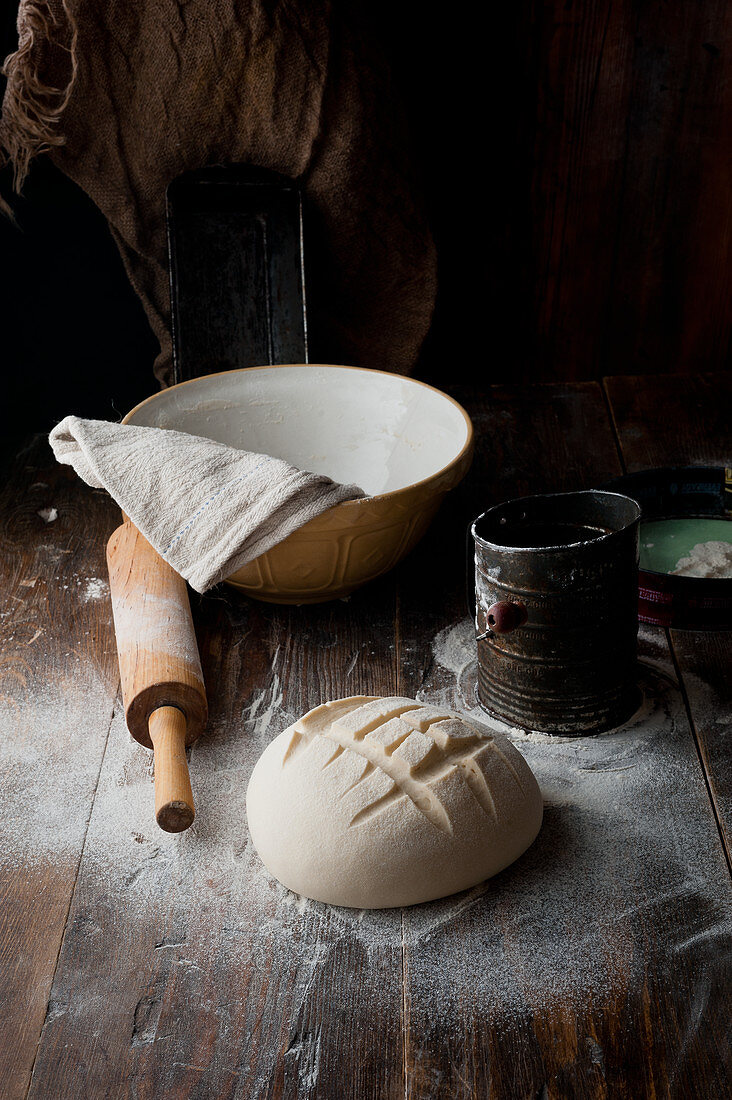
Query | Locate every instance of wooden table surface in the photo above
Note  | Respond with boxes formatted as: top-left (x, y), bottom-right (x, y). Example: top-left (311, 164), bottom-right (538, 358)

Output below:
top-left (1, 374), bottom-right (730, 1100)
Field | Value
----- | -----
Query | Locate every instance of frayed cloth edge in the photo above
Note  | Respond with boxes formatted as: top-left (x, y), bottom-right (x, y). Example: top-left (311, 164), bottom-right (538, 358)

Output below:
top-left (0, 0), bottom-right (78, 216)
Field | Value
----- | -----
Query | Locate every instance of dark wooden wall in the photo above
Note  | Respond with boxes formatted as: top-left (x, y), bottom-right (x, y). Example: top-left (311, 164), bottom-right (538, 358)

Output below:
top-left (2, 0), bottom-right (730, 439)
top-left (394, 0), bottom-right (732, 383)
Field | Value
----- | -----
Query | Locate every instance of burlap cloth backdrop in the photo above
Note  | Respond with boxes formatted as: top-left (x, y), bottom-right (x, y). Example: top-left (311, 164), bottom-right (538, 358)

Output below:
top-left (0, 0), bottom-right (436, 384)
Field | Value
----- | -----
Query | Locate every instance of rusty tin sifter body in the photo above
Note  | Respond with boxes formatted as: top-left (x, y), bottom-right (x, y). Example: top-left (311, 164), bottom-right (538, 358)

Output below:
top-left (471, 490), bottom-right (641, 735)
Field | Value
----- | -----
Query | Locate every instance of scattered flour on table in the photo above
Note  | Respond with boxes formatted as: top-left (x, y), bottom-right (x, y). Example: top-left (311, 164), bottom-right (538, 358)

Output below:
top-left (61, 622), bottom-right (732, 1027)
top-left (4, 598), bottom-right (732, 1044)
top-left (53, 572), bottom-right (111, 602)
top-left (429, 618), bottom-right (654, 741)
top-left (408, 617), bottom-right (732, 1018)
top-left (0, 670), bottom-right (118, 866)
top-left (672, 540), bottom-right (732, 578)
top-left (37, 506), bottom-right (58, 523)
top-left (81, 577), bottom-right (109, 601)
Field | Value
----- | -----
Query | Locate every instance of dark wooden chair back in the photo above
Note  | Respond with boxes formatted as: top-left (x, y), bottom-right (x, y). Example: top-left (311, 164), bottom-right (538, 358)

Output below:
top-left (166, 165), bottom-right (308, 383)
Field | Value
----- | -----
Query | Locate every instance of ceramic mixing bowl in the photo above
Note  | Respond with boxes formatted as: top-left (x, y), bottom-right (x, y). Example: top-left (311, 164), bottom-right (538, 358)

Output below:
top-left (124, 364), bottom-right (474, 602)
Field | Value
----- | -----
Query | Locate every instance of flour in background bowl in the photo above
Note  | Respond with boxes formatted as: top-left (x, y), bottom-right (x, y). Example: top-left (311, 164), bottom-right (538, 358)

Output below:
top-left (672, 540), bottom-right (732, 578)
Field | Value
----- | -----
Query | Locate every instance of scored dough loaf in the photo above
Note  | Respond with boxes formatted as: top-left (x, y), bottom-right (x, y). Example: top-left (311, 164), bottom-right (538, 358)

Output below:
top-left (246, 696), bottom-right (543, 908)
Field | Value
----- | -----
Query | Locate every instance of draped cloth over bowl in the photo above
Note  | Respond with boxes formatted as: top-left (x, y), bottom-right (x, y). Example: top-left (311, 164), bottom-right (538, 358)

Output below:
top-left (0, 0), bottom-right (437, 384)
top-left (49, 415), bottom-right (365, 592)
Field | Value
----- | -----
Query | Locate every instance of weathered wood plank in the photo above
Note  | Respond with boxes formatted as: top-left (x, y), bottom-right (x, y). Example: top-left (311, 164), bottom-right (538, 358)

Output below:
top-left (27, 576), bottom-right (405, 1098)
top-left (603, 373), bottom-right (732, 472)
top-left (408, 0), bottom-right (732, 383)
top-left (167, 166), bottom-right (308, 383)
top-left (668, 629), bottom-right (731, 855)
top-left (396, 382), bottom-right (732, 1097)
top-left (605, 371), bottom-right (732, 862)
top-left (0, 439), bottom-right (120, 1100)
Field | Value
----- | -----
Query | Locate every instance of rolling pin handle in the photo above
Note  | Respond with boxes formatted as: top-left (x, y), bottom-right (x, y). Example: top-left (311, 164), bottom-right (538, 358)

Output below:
top-left (148, 705), bottom-right (195, 833)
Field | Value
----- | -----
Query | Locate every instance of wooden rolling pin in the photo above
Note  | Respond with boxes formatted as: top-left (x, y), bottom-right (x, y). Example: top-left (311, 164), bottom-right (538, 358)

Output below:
top-left (107, 521), bottom-right (207, 833)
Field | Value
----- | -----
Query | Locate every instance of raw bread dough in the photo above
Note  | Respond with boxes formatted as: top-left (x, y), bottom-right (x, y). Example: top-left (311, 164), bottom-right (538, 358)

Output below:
top-left (246, 696), bottom-right (543, 908)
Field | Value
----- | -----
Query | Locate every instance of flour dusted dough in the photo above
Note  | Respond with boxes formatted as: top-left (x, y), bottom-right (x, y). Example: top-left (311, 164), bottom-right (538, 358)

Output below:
top-left (246, 696), bottom-right (543, 908)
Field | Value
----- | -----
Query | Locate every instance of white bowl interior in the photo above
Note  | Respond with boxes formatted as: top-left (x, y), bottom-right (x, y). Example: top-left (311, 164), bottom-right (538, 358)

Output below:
top-left (126, 366), bottom-right (470, 496)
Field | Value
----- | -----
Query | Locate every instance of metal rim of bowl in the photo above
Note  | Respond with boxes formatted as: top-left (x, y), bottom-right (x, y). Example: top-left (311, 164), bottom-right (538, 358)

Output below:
top-left (603, 466), bottom-right (732, 629)
top-left (123, 363), bottom-right (475, 504)
top-left (604, 466), bottom-right (732, 586)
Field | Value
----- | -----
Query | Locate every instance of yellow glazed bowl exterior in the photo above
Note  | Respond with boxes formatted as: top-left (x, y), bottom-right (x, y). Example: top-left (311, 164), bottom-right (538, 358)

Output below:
top-left (226, 448), bottom-right (473, 603)
top-left (125, 365), bottom-right (473, 603)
